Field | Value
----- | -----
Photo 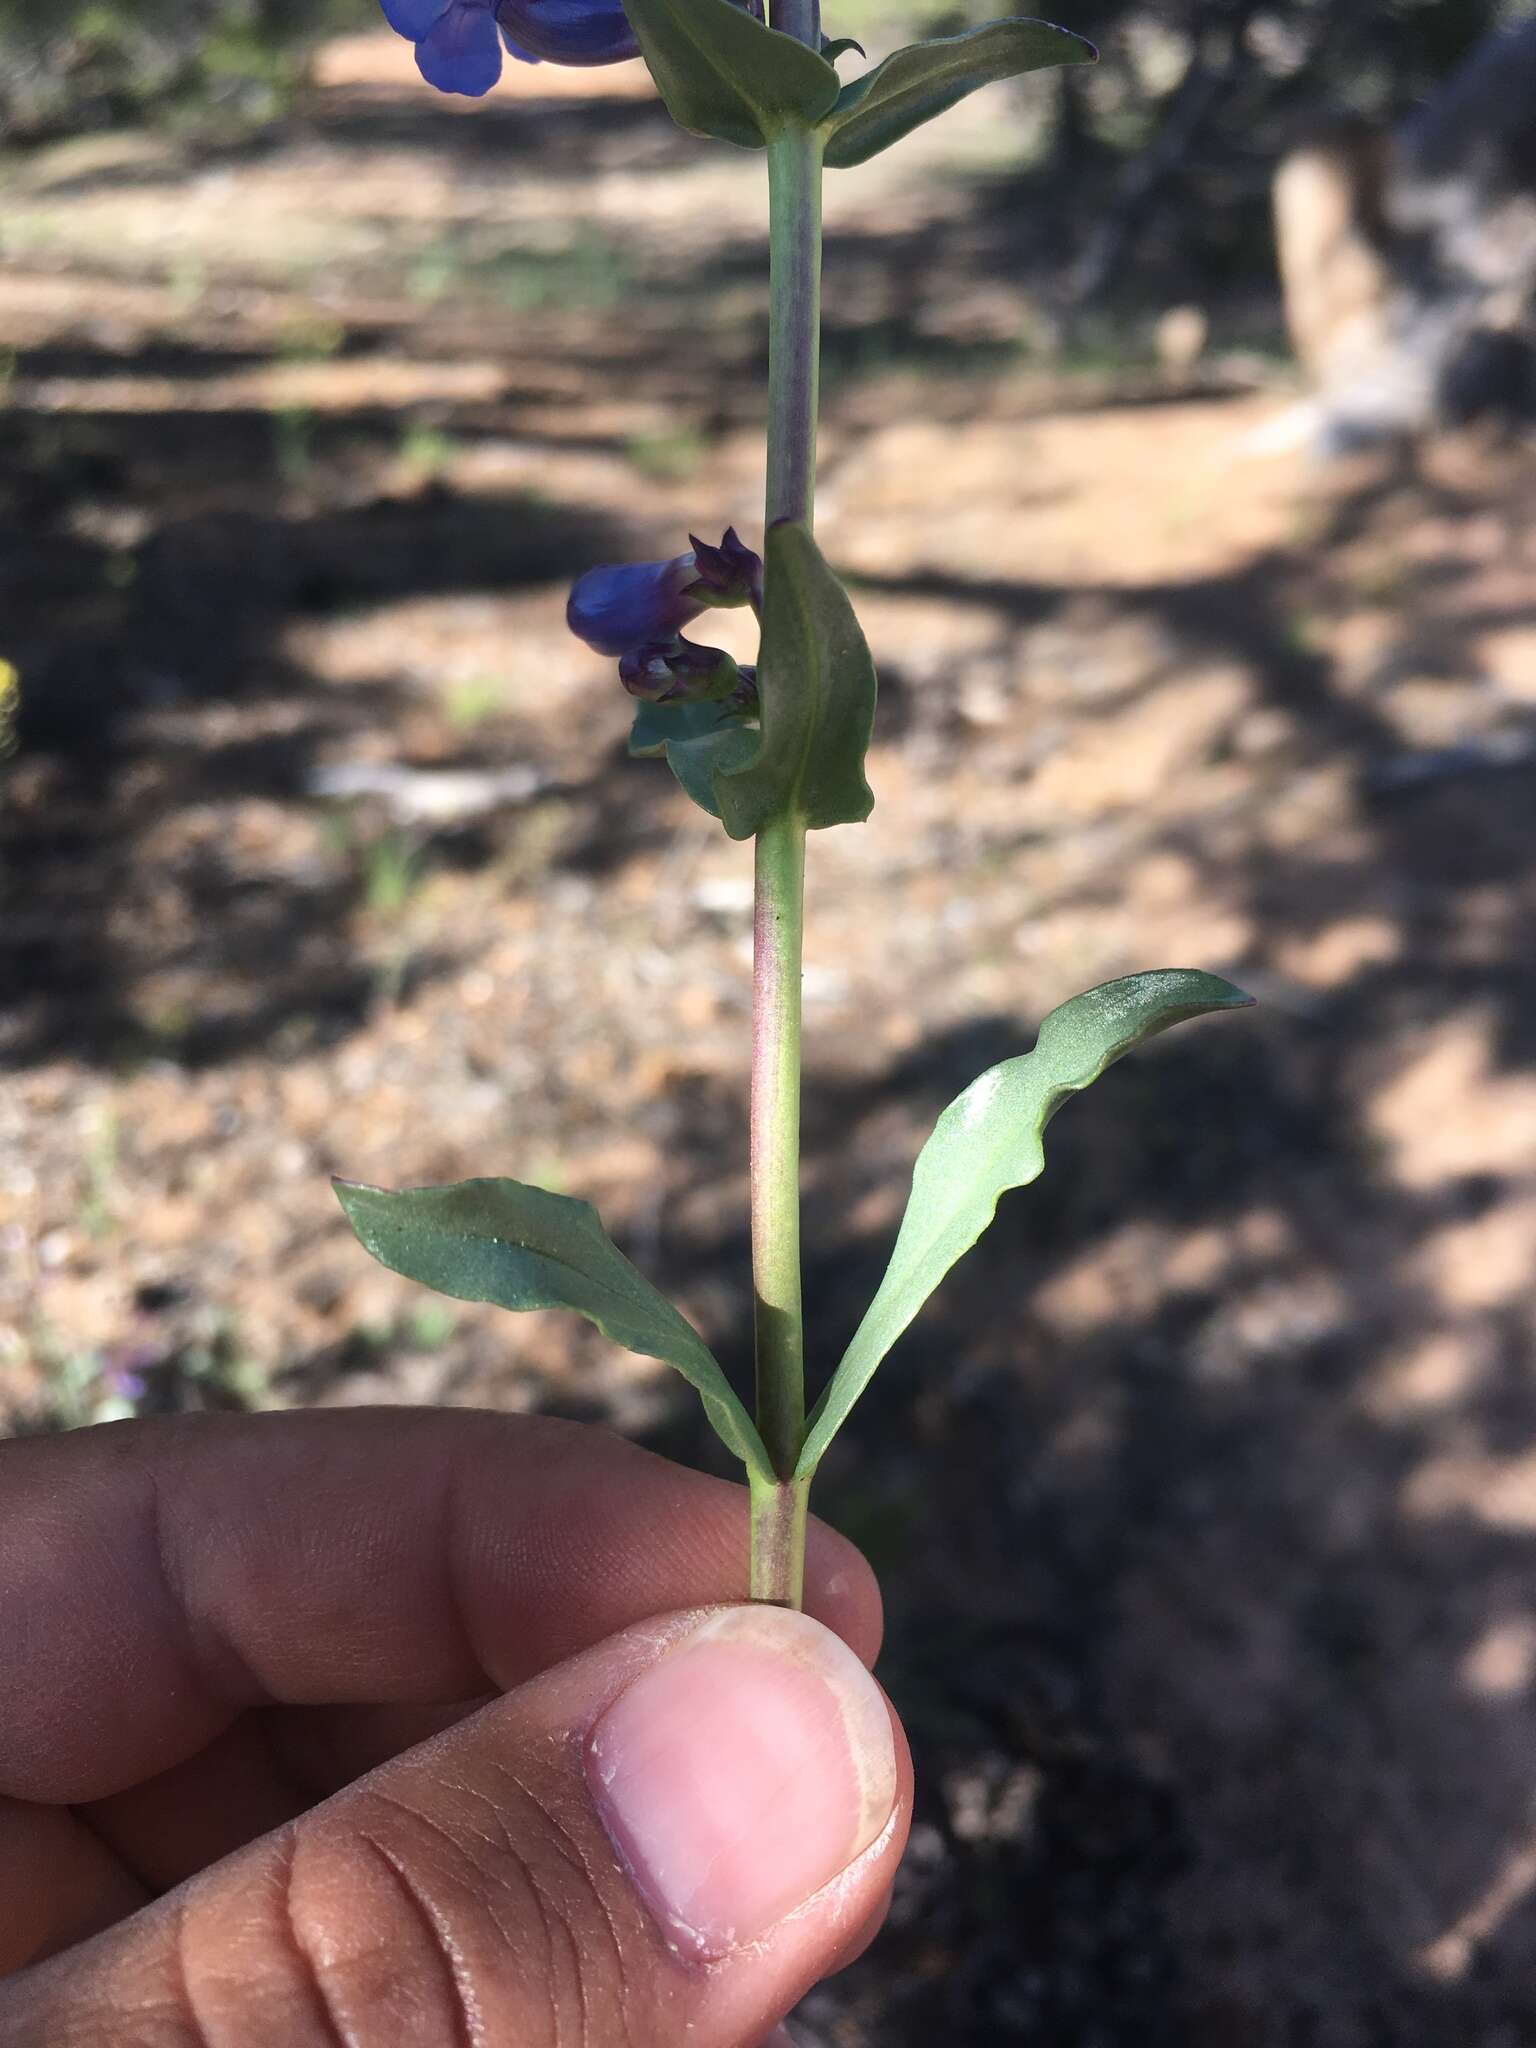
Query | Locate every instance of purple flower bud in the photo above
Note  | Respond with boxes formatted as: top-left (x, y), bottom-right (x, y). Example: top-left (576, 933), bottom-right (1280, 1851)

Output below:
top-left (619, 638), bottom-right (758, 709)
top-left (377, 0), bottom-right (637, 94)
top-left (568, 555), bottom-right (705, 659)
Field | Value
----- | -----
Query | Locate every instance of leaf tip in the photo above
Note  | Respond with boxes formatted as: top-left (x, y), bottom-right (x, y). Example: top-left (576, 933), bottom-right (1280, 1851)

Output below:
top-left (1137, 968), bottom-right (1256, 1015)
top-left (1033, 20), bottom-right (1097, 65)
top-left (332, 1177), bottom-right (390, 1224)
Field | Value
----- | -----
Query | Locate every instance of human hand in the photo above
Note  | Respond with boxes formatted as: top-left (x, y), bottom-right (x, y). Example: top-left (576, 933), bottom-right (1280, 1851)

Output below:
top-left (0, 1409), bottom-right (909, 2046)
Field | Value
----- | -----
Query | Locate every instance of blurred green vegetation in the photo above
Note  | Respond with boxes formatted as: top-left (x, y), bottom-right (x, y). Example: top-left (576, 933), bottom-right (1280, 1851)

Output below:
top-left (3, 0), bottom-right (1528, 141)
top-left (2, 0), bottom-right (1533, 311)
top-left (0, 0), bottom-right (375, 133)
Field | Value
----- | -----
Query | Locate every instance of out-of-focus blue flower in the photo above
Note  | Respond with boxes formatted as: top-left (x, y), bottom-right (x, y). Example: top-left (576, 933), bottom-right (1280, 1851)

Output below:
top-left (568, 555), bottom-right (705, 658)
top-left (379, 0), bottom-right (639, 96)
top-left (499, 0), bottom-right (641, 65)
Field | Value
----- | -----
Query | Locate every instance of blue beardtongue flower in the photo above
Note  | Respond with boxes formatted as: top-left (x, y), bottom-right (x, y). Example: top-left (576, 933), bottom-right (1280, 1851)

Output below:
top-left (567, 532), bottom-right (763, 658)
top-left (567, 556), bottom-right (708, 660)
top-left (379, 0), bottom-right (640, 95)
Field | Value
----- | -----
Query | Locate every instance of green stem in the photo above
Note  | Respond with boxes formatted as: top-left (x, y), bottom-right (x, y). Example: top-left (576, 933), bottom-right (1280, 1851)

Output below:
top-left (751, 809), bottom-right (807, 1490)
top-left (765, 126), bottom-right (824, 530)
top-left (748, 122), bottom-right (823, 1609)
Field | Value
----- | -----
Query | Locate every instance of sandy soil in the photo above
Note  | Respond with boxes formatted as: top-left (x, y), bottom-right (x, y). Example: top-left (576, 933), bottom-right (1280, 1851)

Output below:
top-left (4, 32), bottom-right (1536, 2044)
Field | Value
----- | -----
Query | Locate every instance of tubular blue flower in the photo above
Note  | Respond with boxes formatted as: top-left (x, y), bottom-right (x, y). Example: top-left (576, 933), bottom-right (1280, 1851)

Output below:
top-left (498, 0), bottom-right (640, 65)
top-left (378, 0), bottom-right (638, 95)
top-left (567, 531), bottom-right (763, 658)
top-left (567, 554), bottom-right (705, 659)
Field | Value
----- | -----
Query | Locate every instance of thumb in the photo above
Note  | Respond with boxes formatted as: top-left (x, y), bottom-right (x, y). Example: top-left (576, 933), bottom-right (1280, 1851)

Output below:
top-left (2, 1606), bottom-right (909, 2048)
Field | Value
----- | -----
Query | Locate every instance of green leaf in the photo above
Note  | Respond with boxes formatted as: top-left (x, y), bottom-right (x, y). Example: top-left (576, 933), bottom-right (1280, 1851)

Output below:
top-left (335, 1176), bottom-right (772, 1480)
top-left (629, 699), bottom-right (759, 820)
top-left (715, 521), bottom-right (877, 841)
top-left (621, 0), bottom-right (839, 149)
top-left (821, 17), bottom-right (1095, 171)
top-left (795, 970), bottom-right (1252, 1477)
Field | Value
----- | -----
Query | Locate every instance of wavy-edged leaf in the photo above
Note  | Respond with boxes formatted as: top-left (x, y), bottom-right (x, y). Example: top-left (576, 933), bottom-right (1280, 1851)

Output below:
top-left (715, 521), bottom-right (877, 840)
top-left (336, 1176), bottom-right (771, 1479)
top-left (821, 17), bottom-right (1095, 171)
top-left (621, 0), bottom-right (839, 149)
top-left (796, 970), bottom-right (1252, 1476)
top-left (630, 699), bottom-right (759, 820)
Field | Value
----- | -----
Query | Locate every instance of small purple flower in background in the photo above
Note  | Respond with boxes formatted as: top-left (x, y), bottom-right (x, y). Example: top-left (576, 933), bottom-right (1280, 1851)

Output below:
top-left (104, 1362), bottom-right (150, 1405)
top-left (379, 0), bottom-right (639, 96)
top-left (100, 1341), bottom-right (164, 1408)
top-left (567, 531), bottom-right (763, 657)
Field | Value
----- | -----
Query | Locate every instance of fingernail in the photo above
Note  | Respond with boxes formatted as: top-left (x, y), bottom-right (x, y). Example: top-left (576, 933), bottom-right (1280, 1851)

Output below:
top-left (587, 1607), bottom-right (896, 1961)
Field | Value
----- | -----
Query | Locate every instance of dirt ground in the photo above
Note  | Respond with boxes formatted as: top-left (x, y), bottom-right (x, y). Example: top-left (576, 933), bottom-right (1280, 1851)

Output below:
top-left (5, 30), bottom-right (1536, 2045)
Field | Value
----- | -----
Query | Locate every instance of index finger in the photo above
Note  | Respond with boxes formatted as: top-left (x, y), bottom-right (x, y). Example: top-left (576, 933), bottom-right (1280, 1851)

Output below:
top-left (0, 1409), bottom-right (880, 1803)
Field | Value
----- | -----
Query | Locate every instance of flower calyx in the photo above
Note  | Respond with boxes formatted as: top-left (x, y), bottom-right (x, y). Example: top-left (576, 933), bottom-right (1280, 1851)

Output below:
top-left (619, 637), bottom-right (759, 713)
top-left (684, 527), bottom-right (763, 615)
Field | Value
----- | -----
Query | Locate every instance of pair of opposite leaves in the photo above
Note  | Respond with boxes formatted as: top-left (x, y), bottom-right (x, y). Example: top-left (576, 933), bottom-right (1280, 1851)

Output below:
top-left (622, 0), bottom-right (1095, 167)
top-left (338, 970), bottom-right (1251, 1485)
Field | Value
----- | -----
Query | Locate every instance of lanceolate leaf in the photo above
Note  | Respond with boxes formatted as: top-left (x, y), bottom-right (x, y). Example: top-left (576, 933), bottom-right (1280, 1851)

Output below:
top-left (715, 521), bottom-right (877, 840)
top-left (621, 0), bottom-right (839, 149)
top-left (335, 1177), bottom-right (771, 1480)
top-left (821, 18), bottom-right (1095, 171)
top-left (629, 699), bottom-right (759, 820)
top-left (795, 970), bottom-right (1252, 1477)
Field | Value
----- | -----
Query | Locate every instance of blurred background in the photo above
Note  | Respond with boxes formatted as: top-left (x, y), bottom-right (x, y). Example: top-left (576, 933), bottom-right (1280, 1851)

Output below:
top-left (4, 1), bottom-right (1536, 2039)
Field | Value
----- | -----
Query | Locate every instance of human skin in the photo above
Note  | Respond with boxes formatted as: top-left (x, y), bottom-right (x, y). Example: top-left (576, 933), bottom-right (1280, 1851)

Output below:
top-left (0, 1409), bottom-right (910, 2046)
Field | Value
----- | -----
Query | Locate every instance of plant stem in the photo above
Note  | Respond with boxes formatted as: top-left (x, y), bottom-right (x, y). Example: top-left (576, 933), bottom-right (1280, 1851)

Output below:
top-left (765, 127), bottom-right (823, 530)
top-left (752, 808), bottom-right (807, 1488)
top-left (750, 1466), bottom-right (811, 1606)
top-left (748, 117), bottom-right (824, 1608)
